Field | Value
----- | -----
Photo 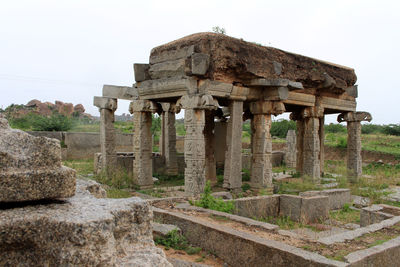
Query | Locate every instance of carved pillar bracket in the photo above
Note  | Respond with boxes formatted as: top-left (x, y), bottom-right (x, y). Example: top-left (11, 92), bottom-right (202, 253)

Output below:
top-left (290, 106), bottom-right (324, 181)
top-left (178, 95), bottom-right (219, 196)
top-left (93, 96), bottom-right (118, 176)
top-left (160, 102), bottom-right (180, 175)
top-left (338, 111), bottom-right (372, 182)
top-left (249, 101), bottom-right (285, 189)
top-left (129, 100), bottom-right (157, 188)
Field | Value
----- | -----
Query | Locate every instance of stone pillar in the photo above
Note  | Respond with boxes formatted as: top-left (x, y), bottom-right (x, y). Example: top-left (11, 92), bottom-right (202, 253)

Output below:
top-left (285, 129), bottom-right (297, 169)
top-left (93, 96), bottom-right (117, 176)
top-left (205, 110), bottom-right (216, 183)
top-left (291, 106), bottom-right (324, 181)
top-left (177, 95), bottom-right (219, 196)
top-left (160, 103), bottom-right (179, 175)
top-left (319, 116), bottom-right (325, 176)
top-left (250, 101), bottom-right (285, 188)
top-left (214, 121), bottom-right (227, 168)
top-left (129, 100), bottom-right (156, 188)
top-left (223, 100), bottom-right (243, 191)
top-left (338, 111), bottom-right (372, 183)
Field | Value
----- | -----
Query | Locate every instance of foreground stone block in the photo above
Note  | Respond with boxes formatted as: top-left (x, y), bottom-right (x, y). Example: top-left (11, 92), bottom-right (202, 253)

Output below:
top-left (0, 118), bottom-right (76, 202)
top-left (299, 189), bottom-right (351, 210)
top-left (0, 179), bottom-right (172, 267)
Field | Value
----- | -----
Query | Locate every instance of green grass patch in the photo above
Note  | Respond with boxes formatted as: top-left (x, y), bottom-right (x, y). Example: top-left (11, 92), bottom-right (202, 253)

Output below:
top-left (191, 181), bottom-right (234, 213)
top-left (106, 188), bottom-right (131, 198)
top-left (63, 158), bottom-right (94, 176)
top-left (329, 204), bottom-right (360, 224)
top-left (154, 229), bottom-right (202, 255)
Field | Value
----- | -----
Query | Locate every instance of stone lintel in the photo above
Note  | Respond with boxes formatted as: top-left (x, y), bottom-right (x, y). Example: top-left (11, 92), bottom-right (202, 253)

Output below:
top-left (93, 96), bottom-right (117, 111)
top-left (129, 100), bottom-right (158, 113)
top-left (284, 92), bottom-right (315, 107)
top-left (301, 106), bottom-right (324, 119)
top-left (250, 101), bottom-right (285, 116)
top-left (102, 85), bottom-right (138, 100)
top-left (133, 63), bottom-right (150, 82)
top-left (337, 111), bottom-right (372, 123)
top-left (247, 78), bottom-right (304, 90)
top-left (137, 77), bottom-right (197, 99)
top-left (177, 94), bottom-right (219, 110)
top-left (321, 96), bottom-right (356, 112)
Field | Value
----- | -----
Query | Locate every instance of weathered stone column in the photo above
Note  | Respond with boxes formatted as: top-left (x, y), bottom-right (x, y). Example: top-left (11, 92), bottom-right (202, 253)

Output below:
top-left (338, 111), bottom-right (372, 182)
top-left (250, 101), bottom-right (285, 188)
top-left (205, 110), bottom-right (216, 183)
top-left (94, 96), bottom-right (117, 176)
top-left (319, 116), bottom-right (325, 176)
top-left (178, 95), bottom-right (218, 196)
top-left (291, 106), bottom-right (324, 181)
top-left (223, 100), bottom-right (243, 191)
top-left (302, 106), bottom-right (324, 181)
top-left (285, 129), bottom-right (297, 169)
top-left (129, 100), bottom-right (156, 188)
top-left (160, 103), bottom-right (179, 175)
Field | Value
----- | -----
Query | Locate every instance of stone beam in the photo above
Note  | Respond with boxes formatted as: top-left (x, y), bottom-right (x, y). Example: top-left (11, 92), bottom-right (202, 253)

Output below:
top-left (284, 92), bottom-right (315, 107)
top-left (129, 100), bottom-right (157, 188)
top-left (321, 96), bottom-right (356, 112)
top-left (137, 77), bottom-right (197, 99)
top-left (177, 95), bottom-right (219, 196)
top-left (338, 111), bottom-right (372, 182)
top-left (102, 85), bottom-right (138, 100)
top-left (246, 78), bottom-right (304, 90)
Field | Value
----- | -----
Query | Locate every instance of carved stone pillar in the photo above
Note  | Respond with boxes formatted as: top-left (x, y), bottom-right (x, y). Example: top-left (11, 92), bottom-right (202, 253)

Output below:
top-left (94, 96), bottom-right (117, 176)
top-left (291, 106), bottom-right (324, 181)
top-left (129, 100), bottom-right (157, 188)
top-left (250, 101), bottom-right (285, 188)
top-left (319, 116), bottom-right (325, 176)
top-left (160, 103), bottom-right (179, 175)
top-left (205, 110), bottom-right (216, 183)
top-left (338, 111), bottom-right (372, 182)
top-left (177, 95), bottom-right (218, 196)
top-left (285, 130), bottom-right (297, 169)
top-left (223, 100), bottom-right (244, 191)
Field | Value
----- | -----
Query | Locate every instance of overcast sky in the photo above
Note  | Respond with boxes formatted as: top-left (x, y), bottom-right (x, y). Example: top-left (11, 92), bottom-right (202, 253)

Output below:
top-left (0, 0), bottom-right (398, 124)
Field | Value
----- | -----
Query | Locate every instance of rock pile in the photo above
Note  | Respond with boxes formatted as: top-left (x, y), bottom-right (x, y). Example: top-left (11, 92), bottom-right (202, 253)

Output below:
top-left (0, 118), bottom-right (171, 266)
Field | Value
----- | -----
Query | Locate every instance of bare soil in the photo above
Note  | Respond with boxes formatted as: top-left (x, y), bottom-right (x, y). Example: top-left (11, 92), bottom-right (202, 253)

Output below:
top-left (158, 245), bottom-right (225, 266)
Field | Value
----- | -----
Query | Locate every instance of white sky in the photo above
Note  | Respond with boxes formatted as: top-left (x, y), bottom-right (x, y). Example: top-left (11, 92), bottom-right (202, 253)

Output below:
top-left (0, 0), bottom-right (399, 124)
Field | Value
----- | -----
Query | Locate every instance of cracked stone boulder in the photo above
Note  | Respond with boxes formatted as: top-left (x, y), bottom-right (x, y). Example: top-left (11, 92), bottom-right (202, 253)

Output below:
top-left (0, 117), bottom-right (76, 202)
top-left (0, 179), bottom-right (172, 266)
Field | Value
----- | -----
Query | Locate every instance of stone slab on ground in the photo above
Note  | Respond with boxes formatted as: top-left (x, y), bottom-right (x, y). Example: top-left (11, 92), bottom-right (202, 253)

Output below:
top-left (0, 118), bottom-right (76, 202)
top-left (300, 189), bottom-right (351, 210)
top-left (352, 195), bottom-right (371, 208)
top-left (0, 180), bottom-right (172, 267)
top-left (231, 195), bottom-right (280, 219)
top-left (280, 194), bottom-right (329, 224)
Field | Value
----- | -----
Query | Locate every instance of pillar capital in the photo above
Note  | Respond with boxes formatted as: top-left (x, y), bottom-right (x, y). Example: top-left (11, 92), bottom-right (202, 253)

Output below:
top-left (250, 101), bottom-right (285, 115)
top-left (337, 111), bottom-right (372, 123)
top-left (129, 100), bottom-right (158, 113)
top-left (93, 96), bottom-right (117, 111)
top-left (290, 106), bottom-right (324, 121)
top-left (177, 94), bottom-right (219, 110)
top-left (161, 102), bottom-right (181, 114)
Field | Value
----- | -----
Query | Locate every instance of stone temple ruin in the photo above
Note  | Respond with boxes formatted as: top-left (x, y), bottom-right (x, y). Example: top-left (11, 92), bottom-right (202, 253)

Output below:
top-left (94, 32), bottom-right (372, 195)
top-left (0, 117), bottom-right (171, 266)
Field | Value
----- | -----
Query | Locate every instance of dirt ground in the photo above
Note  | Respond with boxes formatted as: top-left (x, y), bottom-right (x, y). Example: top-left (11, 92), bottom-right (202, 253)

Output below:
top-left (159, 245), bottom-right (225, 266)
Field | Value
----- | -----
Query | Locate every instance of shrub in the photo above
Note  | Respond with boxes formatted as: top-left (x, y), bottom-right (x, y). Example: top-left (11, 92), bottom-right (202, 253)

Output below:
top-left (325, 123), bottom-right (347, 133)
top-left (194, 181), bottom-right (234, 213)
top-left (382, 124), bottom-right (400, 136)
top-left (31, 113), bottom-right (74, 131)
top-left (241, 183), bottom-right (251, 192)
top-left (155, 229), bottom-right (202, 255)
top-left (270, 119), bottom-right (296, 138)
top-left (362, 124), bottom-right (384, 134)
top-left (336, 136), bottom-right (347, 148)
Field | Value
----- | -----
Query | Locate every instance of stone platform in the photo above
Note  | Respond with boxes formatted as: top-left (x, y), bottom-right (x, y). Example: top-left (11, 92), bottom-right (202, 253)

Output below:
top-left (0, 179), bottom-right (172, 267)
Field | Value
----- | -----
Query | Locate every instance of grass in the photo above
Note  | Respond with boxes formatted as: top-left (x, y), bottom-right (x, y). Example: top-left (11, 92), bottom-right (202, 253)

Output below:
top-left (274, 177), bottom-right (322, 195)
top-left (257, 215), bottom-right (303, 230)
top-left (191, 181), bottom-right (235, 213)
top-left (106, 188), bottom-right (132, 198)
top-left (329, 204), bottom-right (360, 224)
top-left (153, 173), bottom-right (184, 187)
top-left (63, 158), bottom-right (94, 176)
top-left (154, 229), bottom-right (202, 255)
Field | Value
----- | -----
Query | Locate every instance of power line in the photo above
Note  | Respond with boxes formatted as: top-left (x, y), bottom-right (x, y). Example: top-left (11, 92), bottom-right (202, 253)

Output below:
top-left (0, 73), bottom-right (101, 87)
